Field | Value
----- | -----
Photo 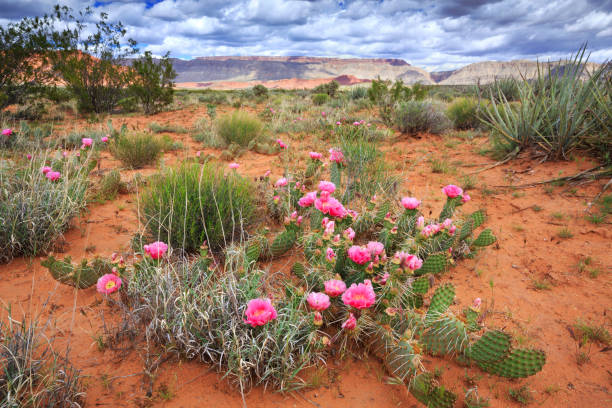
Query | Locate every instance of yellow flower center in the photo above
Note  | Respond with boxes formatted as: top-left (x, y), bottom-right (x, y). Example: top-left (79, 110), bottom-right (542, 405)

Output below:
top-left (105, 281), bottom-right (116, 290)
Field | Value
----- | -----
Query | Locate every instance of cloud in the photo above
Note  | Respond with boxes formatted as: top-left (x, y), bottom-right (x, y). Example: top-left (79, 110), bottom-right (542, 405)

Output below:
top-left (0, 0), bottom-right (610, 71)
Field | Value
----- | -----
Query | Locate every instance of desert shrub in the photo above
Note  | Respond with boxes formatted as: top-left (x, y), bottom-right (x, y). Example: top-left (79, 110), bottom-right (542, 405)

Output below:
top-left (127, 251), bottom-right (320, 393)
top-left (252, 84), bottom-right (269, 98)
top-left (337, 136), bottom-right (398, 202)
top-left (131, 51), bottom-right (177, 115)
top-left (148, 122), bottom-right (188, 133)
top-left (198, 91), bottom-right (228, 105)
top-left (216, 110), bottom-right (263, 147)
top-left (109, 132), bottom-right (164, 169)
top-left (312, 80), bottom-right (339, 97)
top-left (94, 169), bottom-right (124, 202)
top-left (13, 97), bottom-right (49, 120)
top-left (61, 128), bottom-right (108, 149)
top-left (117, 96), bottom-right (139, 113)
top-left (394, 100), bottom-right (451, 135)
top-left (312, 93), bottom-right (329, 105)
top-left (332, 121), bottom-right (391, 142)
top-left (348, 86), bottom-right (368, 100)
top-left (486, 77), bottom-right (521, 102)
top-left (0, 312), bottom-right (85, 406)
top-left (139, 162), bottom-right (254, 251)
top-left (0, 153), bottom-right (90, 263)
top-left (447, 97), bottom-right (484, 130)
top-left (192, 117), bottom-right (225, 148)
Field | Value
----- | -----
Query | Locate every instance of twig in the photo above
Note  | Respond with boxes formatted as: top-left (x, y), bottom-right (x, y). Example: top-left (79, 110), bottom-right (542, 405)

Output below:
top-left (467, 146), bottom-right (520, 175)
top-left (494, 165), bottom-right (611, 188)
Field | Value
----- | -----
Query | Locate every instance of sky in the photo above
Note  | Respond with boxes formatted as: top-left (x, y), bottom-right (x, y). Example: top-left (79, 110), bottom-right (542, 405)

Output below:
top-left (1, 0), bottom-right (611, 71)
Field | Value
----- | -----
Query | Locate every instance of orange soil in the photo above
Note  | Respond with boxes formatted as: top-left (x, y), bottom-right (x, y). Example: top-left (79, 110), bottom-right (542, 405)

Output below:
top-left (1, 103), bottom-right (611, 408)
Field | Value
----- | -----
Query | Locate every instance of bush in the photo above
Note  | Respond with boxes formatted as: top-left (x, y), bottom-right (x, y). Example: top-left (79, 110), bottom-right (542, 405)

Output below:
top-left (139, 162), bottom-right (255, 251)
top-left (312, 80), bottom-right (339, 97)
top-left (394, 100), bottom-right (451, 135)
top-left (216, 110), bottom-right (263, 147)
top-left (128, 254), bottom-right (319, 392)
top-left (109, 132), bottom-right (164, 169)
top-left (312, 93), bottom-right (329, 105)
top-left (252, 84), bottom-right (269, 98)
top-left (447, 97), bottom-right (484, 130)
top-left (0, 153), bottom-right (90, 263)
top-left (348, 86), bottom-right (368, 100)
top-left (0, 311), bottom-right (85, 406)
top-left (130, 51), bottom-right (177, 115)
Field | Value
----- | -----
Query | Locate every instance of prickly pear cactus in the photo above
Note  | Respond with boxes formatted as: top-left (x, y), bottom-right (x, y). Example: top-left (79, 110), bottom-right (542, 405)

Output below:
top-left (466, 330), bottom-right (512, 364)
top-left (478, 348), bottom-right (546, 378)
top-left (291, 262), bottom-right (306, 279)
top-left (385, 339), bottom-right (419, 381)
top-left (246, 234), bottom-right (269, 264)
top-left (439, 197), bottom-right (462, 222)
top-left (42, 256), bottom-right (111, 289)
top-left (472, 228), bottom-right (496, 247)
top-left (470, 210), bottom-right (486, 229)
top-left (463, 308), bottom-right (481, 332)
top-left (270, 229), bottom-right (297, 258)
top-left (409, 373), bottom-right (457, 408)
top-left (374, 200), bottom-right (391, 224)
top-left (459, 218), bottom-right (475, 241)
top-left (421, 316), bottom-right (468, 356)
top-left (424, 284), bottom-right (455, 325)
top-left (417, 253), bottom-right (447, 275)
top-left (412, 276), bottom-right (430, 294)
top-left (330, 161), bottom-right (341, 187)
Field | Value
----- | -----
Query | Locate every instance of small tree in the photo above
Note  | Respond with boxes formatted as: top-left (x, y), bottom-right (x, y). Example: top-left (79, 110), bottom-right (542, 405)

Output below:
top-left (130, 51), bottom-right (177, 115)
top-left (52, 10), bottom-right (138, 113)
top-left (0, 6), bottom-right (76, 108)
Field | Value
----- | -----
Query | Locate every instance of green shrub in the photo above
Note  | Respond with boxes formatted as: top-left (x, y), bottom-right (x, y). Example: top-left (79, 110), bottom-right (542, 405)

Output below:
top-left (216, 110), bottom-right (263, 147)
top-left (130, 51), bottom-right (176, 115)
top-left (94, 169), bottom-right (123, 202)
top-left (0, 153), bottom-right (90, 263)
top-left (312, 80), bottom-right (339, 97)
top-left (139, 162), bottom-right (254, 251)
top-left (394, 100), bottom-right (451, 135)
top-left (312, 93), bottom-right (329, 105)
top-left (252, 84), bottom-right (269, 98)
top-left (348, 86), bottom-right (368, 100)
top-left (447, 97), bottom-right (484, 130)
top-left (109, 132), bottom-right (164, 169)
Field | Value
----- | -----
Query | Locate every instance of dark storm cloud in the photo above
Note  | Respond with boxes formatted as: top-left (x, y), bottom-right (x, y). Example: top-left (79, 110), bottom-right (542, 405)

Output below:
top-left (0, 0), bottom-right (610, 70)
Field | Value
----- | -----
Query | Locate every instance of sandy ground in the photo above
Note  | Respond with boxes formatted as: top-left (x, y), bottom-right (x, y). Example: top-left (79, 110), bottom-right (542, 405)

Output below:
top-left (1, 102), bottom-right (611, 407)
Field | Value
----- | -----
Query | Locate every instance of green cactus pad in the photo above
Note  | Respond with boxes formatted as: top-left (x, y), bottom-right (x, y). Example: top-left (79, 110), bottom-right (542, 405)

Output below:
top-left (459, 218), bottom-right (475, 241)
top-left (421, 316), bottom-right (468, 356)
top-left (463, 308), bottom-right (481, 332)
top-left (310, 209), bottom-right (324, 231)
top-left (439, 196), bottom-right (462, 222)
top-left (246, 242), bottom-right (261, 265)
top-left (409, 373), bottom-right (457, 408)
top-left (42, 255), bottom-right (111, 289)
top-left (472, 228), bottom-right (496, 247)
top-left (417, 253), bottom-right (447, 275)
top-left (368, 327), bottom-right (393, 359)
top-left (478, 348), bottom-right (546, 378)
top-left (412, 276), bottom-right (430, 294)
top-left (470, 210), bottom-right (486, 229)
top-left (425, 284), bottom-right (455, 325)
top-left (291, 262), bottom-right (306, 279)
top-left (270, 229), bottom-right (297, 258)
top-left (375, 200), bottom-right (391, 224)
top-left (466, 330), bottom-right (512, 364)
top-left (385, 340), bottom-right (418, 381)
top-left (330, 161), bottom-right (342, 187)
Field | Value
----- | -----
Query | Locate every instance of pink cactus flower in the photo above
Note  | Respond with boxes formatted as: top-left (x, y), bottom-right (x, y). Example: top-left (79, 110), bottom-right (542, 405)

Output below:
top-left (229, 162), bottom-right (240, 169)
top-left (96, 273), bottom-right (122, 294)
top-left (366, 241), bottom-right (385, 257)
top-left (321, 111), bottom-right (326, 116)
top-left (81, 138), bottom-right (93, 147)
top-left (244, 298), bottom-right (277, 327)
top-left (347, 245), bottom-right (371, 265)
top-left (296, 215), bottom-right (303, 225)
top-left (326, 247), bottom-right (336, 262)
top-left (1, 128), bottom-right (12, 136)
top-left (347, 209), bottom-right (358, 218)
top-left (329, 148), bottom-right (345, 164)
top-left (473, 298), bottom-right (482, 308)
top-left (41, 166), bottom-right (52, 174)
top-left (46, 171), bottom-right (61, 181)
top-left (298, 191), bottom-right (317, 207)
top-left (449, 225), bottom-right (457, 235)
top-left (442, 218), bottom-right (453, 229)
top-left (264, 170), bottom-right (271, 178)
top-left (324, 220), bottom-right (335, 236)
top-left (442, 184), bottom-right (463, 198)
top-left (342, 313), bottom-right (357, 330)
top-left (315, 196), bottom-right (347, 218)
top-left (273, 195), bottom-right (280, 204)
top-left (373, 272), bottom-right (390, 286)
top-left (62, 151), bottom-right (68, 158)
top-left (26, 154), bottom-right (32, 160)
top-left (343, 227), bottom-right (355, 241)
top-left (318, 181), bottom-right (336, 193)
top-left (324, 279), bottom-right (346, 297)
top-left (75, 152), bottom-right (80, 157)
top-left (394, 252), bottom-right (423, 271)
top-left (401, 197), bottom-right (421, 210)
top-left (462, 194), bottom-right (471, 203)
top-left (307, 292), bottom-right (331, 311)
top-left (275, 177), bottom-right (288, 187)
top-left (416, 216), bottom-right (425, 229)
top-left (309, 151), bottom-right (322, 160)
top-left (276, 138), bottom-right (287, 149)
top-left (144, 241), bottom-right (168, 259)
top-left (342, 280), bottom-right (376, 309)
top-left (336, 121), bottom-right (341, 125)
top-left (353, 121), bottom-right (360, 126)
top-left (101, 136), bottom-right (109, 143)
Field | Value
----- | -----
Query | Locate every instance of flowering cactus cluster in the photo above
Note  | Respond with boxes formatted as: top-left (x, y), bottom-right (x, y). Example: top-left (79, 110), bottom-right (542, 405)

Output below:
top-left (242, 150), bottom-right (544, 407)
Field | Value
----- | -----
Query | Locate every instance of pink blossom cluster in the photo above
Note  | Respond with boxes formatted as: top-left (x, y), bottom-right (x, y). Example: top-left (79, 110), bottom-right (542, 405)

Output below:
top-left (309, 151), bottom-right (322, 160)
top-left (393, 251), bottom-right (423, 271)
top-left (144, 241), bottom-right (168, 259)
top-left (307, 292), bottom-right (331, 311)
top-left (347, 245), bottom-right (371, 265)
top-left (324, 279), bottom-right (346, 297)
top-left (96, 273), bottom-right (122, 294)
top-left (401, 197), bottom-right (421, 210)
top-left (2, 128), bottom-right (13, 136)
top-left (328, 148), bottom-right (345, 165)
top-left (276, 138), bottom-right (287, 149)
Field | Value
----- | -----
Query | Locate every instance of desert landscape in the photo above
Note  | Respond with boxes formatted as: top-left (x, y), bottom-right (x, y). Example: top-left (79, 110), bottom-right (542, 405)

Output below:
top-left (1, 2), bottom-right (611, 408)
